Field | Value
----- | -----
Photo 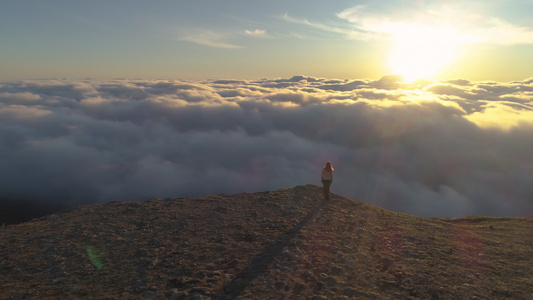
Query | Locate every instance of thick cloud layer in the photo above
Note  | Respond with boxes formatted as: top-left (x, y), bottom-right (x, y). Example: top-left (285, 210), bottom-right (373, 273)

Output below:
top-left (1, 76), bottom-right (533, 220)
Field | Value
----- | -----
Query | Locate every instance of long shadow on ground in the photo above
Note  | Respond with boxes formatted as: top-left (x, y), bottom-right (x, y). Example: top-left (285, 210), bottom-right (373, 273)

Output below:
top-left (219, 200), bottom-right (327, 299)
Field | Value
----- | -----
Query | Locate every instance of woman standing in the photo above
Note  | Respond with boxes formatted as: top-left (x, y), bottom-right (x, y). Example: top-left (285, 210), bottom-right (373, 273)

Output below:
top-left (321, 161), bottom-right (334, 200)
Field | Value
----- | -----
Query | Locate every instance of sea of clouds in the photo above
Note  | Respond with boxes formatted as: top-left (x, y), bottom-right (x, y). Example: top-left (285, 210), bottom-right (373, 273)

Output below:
top-left (1, 75), bottom-right (532, 218)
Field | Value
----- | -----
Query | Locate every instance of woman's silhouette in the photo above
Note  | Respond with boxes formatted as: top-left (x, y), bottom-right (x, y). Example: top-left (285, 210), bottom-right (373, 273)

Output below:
top-left (321, 161), bottom-right (334, 200)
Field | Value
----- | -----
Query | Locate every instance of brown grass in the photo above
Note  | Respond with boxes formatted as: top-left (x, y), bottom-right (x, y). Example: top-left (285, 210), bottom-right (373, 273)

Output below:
top-left (1, 184), bottom-right (532, 299)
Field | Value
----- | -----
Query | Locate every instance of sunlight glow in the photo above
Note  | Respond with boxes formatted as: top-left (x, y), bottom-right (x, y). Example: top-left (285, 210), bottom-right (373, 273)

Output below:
top-left (384, 23), bottom-right (479, 81)
top-left (465, 103), bottom-right (533, 130)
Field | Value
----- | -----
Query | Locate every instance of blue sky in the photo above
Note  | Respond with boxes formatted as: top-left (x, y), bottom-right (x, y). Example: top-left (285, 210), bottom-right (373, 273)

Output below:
top-left (1, 0), bottom-right (533, 81)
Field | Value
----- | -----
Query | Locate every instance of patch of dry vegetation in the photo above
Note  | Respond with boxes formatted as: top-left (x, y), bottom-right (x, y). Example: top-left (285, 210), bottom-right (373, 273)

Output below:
top-left (1, 185), bottom-right (532, 299)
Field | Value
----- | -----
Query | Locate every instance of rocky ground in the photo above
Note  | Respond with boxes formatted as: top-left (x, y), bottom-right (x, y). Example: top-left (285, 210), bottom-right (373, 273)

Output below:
top-left (1, 184), bottom-right (532, 299)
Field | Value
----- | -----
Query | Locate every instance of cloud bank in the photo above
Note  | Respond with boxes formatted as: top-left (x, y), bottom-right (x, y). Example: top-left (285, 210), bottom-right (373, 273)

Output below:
top-left (1, 76), bottom-right (533, 219)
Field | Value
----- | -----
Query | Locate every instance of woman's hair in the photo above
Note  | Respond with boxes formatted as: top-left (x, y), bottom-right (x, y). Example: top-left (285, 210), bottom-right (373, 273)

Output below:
top-left (324, 161), bottom-right (334, 171)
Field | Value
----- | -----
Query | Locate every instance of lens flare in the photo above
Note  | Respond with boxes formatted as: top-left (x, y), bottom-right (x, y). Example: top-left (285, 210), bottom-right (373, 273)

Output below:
top-left (86, 247), bottom-right (104, 270)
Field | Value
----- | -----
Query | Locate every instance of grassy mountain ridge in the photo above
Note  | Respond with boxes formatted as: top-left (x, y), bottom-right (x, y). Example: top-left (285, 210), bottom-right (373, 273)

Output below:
top-left (1, 184), bottom-right (532, 299)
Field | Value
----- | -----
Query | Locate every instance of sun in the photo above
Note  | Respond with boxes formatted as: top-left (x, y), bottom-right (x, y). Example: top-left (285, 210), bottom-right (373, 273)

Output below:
top-left (385, 23), bottom-right (476, 81)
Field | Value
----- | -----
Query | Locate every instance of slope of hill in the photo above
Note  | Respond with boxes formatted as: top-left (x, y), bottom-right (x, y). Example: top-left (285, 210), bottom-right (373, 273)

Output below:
top-left (1, 185), bottom-right (532, 299)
